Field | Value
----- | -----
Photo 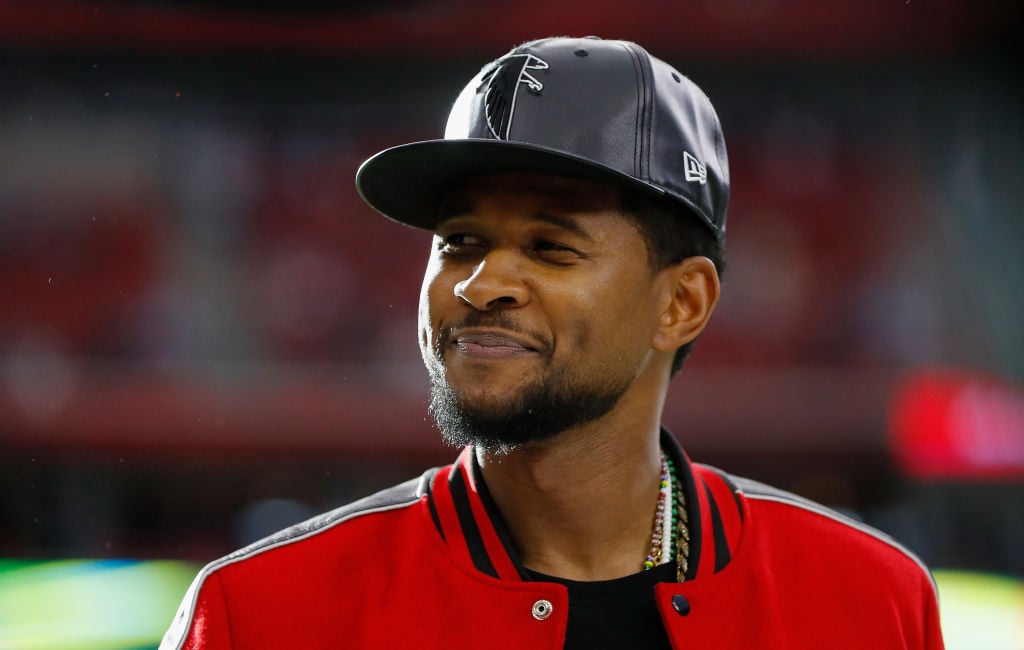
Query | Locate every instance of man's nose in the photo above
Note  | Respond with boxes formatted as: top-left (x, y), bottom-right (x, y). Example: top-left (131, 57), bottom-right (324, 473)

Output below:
top-left (453, 251), bottom-right (529, 310)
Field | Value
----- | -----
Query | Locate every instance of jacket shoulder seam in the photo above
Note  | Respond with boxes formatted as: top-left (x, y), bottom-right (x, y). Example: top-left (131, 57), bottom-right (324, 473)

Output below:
top-left (732, 474), bottom-right (937, 594)
top-left (161, 469), bottom-right (437, 650)
top-left (225, 473), bottom-right (427, 561)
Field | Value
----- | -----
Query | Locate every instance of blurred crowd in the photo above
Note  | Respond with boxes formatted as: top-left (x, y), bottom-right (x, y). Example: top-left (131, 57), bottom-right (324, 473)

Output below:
top-left (1, 35), bottom-right (1020, 574)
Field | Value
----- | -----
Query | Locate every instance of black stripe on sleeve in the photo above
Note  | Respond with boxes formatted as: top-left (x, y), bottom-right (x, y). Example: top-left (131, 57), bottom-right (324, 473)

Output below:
top-left (704, 482), bottom-right (731, 573)
top-left (448, 467), bottom-right (499, 578)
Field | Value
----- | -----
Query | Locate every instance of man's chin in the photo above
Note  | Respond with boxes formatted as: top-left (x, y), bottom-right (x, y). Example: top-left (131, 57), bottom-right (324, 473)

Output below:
top-left (443, 365), bottom-right (538, 401)
top-left (427, 363), bottom-right (632, 451)
top-left (443, 355), bottom-right (540, 386)
top-left (446, 389), bottom-right (523, 416)
top-left (428, 377), bottom-right (543, 449)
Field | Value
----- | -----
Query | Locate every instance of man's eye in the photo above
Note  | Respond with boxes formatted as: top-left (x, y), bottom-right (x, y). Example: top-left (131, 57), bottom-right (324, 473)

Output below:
top-left (533, 240), bottom-right (581, 261)
top-left (438, 233), bottom-right (485, 254)
top-left (534, 240), bottom-right (570, 252)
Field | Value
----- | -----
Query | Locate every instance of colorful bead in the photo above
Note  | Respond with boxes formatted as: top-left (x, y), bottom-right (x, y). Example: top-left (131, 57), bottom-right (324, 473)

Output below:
top-left (643, 450), bottom-right (690, 582)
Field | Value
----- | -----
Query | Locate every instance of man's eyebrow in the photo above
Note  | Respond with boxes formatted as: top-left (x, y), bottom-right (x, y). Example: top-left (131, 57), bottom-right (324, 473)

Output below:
top-left (435, 209), bottom-right (597, 244)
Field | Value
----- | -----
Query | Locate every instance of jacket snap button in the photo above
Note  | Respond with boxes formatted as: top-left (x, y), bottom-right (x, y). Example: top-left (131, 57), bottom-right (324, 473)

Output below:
top-left (531, 599), bottom-right (553, 620)
top-left (671, 594), bottom-right (691, 616)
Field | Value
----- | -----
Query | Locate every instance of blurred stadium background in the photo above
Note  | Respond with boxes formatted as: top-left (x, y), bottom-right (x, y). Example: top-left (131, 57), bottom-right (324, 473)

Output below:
top-left (1, 0), bottom-right (1022, 647)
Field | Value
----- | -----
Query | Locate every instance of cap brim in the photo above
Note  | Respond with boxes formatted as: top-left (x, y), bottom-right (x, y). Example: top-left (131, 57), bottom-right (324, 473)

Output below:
top-left (355, 139), bottom-right (673, 230)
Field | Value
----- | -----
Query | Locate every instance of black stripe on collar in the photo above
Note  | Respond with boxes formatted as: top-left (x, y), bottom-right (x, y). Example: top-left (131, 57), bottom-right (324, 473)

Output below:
top-left (715, 469), bottom-right (745, 523)
top-left (448, 465), bottom-right (500, 578)
top-left (439, 431), bottom-right (709, 584)
top-left (704, 481), bottom-right (731, 572)
top-left (426, 488), bottom-right (445, 542)
top-left (470, 454), bottom-right (532, 581)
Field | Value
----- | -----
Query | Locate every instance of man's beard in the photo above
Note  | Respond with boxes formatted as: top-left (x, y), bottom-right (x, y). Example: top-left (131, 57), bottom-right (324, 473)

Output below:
top-left (426, 333), bottom-right (636, 452)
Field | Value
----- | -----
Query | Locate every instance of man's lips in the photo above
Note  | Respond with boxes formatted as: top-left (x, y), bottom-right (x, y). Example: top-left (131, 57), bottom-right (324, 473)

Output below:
top-left (449, 330), bottom-right (542, 360)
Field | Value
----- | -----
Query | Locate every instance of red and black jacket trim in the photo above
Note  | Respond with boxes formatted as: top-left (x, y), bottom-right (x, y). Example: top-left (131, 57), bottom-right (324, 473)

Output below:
top-left (422, 428), bottom-right (746, 583)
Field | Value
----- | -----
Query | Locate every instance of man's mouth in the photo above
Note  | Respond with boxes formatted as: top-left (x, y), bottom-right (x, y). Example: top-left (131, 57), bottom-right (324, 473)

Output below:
top-left (450, 330), bottom-right (540, 360)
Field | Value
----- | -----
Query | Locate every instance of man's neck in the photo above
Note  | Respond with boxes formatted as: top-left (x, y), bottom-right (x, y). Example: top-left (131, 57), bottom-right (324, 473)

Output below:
top-left (477, 417), bottom-right (664, 582)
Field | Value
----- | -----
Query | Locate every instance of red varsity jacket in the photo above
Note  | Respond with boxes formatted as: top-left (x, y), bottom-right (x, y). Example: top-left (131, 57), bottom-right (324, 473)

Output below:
top-left (162, 434), bottom-right (944, 649)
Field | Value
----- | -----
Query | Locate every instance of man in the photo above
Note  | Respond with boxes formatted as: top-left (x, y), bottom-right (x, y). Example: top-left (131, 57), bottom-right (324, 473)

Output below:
top-left (163, 37), bottom-right (944, 649)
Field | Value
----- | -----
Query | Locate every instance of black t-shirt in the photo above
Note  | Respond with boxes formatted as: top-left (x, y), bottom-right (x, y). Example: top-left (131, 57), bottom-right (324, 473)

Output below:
top-left (525, 562), bottom-right (675, 650)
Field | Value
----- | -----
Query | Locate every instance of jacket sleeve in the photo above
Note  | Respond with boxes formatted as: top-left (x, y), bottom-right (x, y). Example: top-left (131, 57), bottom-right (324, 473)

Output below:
top-left (160, 569), bottom-right (234, 650)
top-left (924, 574), bottom-right (946, 650)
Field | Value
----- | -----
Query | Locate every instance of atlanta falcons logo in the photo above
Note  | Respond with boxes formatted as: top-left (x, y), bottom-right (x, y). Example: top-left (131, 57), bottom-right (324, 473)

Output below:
top-left (478, 53), bottom-right (549, 140)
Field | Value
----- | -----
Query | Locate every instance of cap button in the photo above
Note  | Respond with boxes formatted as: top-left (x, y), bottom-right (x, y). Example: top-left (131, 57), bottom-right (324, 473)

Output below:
top-left (531, 599), bottom-right (553, 620)
top-left (671, 594), bottom-right (691, 616)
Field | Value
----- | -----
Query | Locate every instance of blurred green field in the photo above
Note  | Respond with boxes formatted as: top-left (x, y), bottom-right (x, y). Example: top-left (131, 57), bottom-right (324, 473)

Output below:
top-left (0, 559), bottom-right (198, 650)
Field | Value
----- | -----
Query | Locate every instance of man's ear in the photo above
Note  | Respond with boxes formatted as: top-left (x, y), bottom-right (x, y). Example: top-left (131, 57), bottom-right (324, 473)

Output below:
top-left (651, 256), bottom-right (720, 352)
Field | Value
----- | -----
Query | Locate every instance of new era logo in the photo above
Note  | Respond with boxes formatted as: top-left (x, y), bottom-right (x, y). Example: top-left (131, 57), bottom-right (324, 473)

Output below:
top-left (683, 151), bottom-right (706, 185)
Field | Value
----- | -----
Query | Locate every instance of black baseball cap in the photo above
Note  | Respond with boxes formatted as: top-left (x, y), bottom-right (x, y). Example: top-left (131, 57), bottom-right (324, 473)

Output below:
top-left (356, 36), bottom-right (729, 239)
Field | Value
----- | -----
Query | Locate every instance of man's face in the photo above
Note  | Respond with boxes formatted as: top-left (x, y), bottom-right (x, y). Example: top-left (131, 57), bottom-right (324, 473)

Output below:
top-left (418, 173), bottom-right (669, 451)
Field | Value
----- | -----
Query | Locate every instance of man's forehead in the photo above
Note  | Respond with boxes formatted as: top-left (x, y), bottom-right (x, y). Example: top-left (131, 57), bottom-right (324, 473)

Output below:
top-left (437, 172), bottom-right (622, 220)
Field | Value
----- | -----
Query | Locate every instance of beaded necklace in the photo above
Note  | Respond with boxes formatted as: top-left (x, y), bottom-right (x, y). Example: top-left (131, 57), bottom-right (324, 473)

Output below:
top-left (643, 452), bottom-right (690, 582)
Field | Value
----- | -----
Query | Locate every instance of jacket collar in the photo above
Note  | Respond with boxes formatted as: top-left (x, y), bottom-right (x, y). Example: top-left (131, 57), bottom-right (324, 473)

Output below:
top-left (423, 429), bottom-right (746, 583)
